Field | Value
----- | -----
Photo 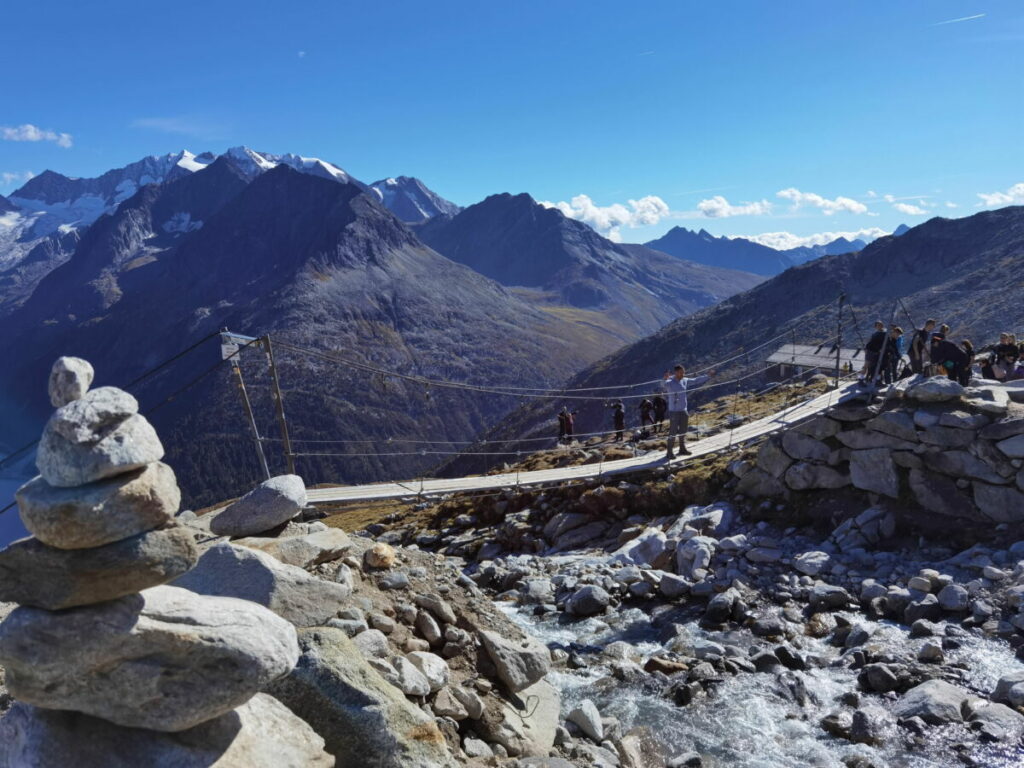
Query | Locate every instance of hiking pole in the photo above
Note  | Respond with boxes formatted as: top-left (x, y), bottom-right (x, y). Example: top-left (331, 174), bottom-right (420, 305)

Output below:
top-left (835, 293), bottom-right (845, 389)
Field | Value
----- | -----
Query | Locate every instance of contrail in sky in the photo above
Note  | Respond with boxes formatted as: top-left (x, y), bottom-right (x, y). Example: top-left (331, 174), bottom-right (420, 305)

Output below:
top-left (933, 13), bottom-right (986, 25)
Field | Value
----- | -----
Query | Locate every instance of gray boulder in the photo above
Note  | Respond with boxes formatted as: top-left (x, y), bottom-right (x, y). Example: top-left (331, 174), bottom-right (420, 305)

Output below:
top-left (906, 377), bottom-right (965, 402)
top-left (997, 434), bottom-right (1024, 458)
top-left (781, 431), bottom-right (830, 462)
top-left (566, 585), bottom-right (611, 616)
top-left (892, 679), bottom-right (970, 724)
top-left (968, 702), bottom-right (1024, 742)
top-left (234, 528), bottom-right (352, 568)
top-left (567, 698), bottom-right (603, 741)
top-left (16, 462), bottom-right (180, 550)
top-left (48, 386), bottom-right (137, 444)
top-left (477, 679), bottom-right (560, 758)
top-left (210, 475), bottom-right (307, 537)
top-left (0, 693), bottom-right (332, 768)
top-left (0, 524), bottom-right (197, 610)
top-left (0, 585), bottom-right (298, 732)
top-left (992, 671), bottom-right (1024, 707)
top-left (406, 651), bottom-right (450, 692)
top-left (267, 627), bottom-right (456, 767)
top-left (794, 551), bottom-right (831, 576)
top-left (172, 541), bottom-right (350, 626)
top-left (785, 462), bottom-right (849, 491)
top-left (47, 356), bottom-right (95, 408)
top-left (609, 527), bottom-right (666, 566)
top-left (849, 448), bottom-right (899, 498)
top-left (479, 629), bottom-right (551, 693)
top-left (973, 483), bottom-right (1024, 523)
top-left (37, 412), bottom-right (164, 488)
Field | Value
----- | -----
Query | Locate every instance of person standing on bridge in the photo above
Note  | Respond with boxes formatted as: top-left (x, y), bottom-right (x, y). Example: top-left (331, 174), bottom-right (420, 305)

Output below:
top-left (661, 365), bottom-right (714, 460)
top-left (611, 400), bottom-right (625, 442)
top-left (652, 393), bottom-right (667, 433)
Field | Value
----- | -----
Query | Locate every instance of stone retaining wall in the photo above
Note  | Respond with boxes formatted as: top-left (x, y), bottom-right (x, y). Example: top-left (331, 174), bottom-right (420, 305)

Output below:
top-left (735, 375), bottom-right (1024, 533)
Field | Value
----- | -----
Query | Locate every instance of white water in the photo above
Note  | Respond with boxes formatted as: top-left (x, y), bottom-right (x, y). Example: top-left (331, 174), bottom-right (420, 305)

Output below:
top-left (502, 602), bottom-right (1024, 767)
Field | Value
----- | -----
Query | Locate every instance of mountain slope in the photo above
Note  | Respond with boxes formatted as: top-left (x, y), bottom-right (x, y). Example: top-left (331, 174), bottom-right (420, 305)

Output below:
top-left (0, 194), bottom-right (15, 214)
top-left (370, 176), bottom-right (460, 222)
top-left (416, 193), bottom-right (763, 343)
top-left (0, 166), bottom-right (595, 506)
top-left (476, 207), bottom-right (1024, 449)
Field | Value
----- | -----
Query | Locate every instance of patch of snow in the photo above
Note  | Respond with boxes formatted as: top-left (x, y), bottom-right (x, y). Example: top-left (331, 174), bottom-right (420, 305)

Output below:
top-left (175, 150), bottom-right (211, 173)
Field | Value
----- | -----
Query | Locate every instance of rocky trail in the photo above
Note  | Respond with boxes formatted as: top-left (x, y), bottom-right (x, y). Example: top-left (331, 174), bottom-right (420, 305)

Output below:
top-left (2, 359), bottom-right (1024, 767)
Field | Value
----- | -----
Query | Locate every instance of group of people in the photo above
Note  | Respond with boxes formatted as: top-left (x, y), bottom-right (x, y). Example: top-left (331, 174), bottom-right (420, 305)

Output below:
top-left (555, 364), bottom-right (715, 460)
top-left (861, 319), bottom-right (1024, 387)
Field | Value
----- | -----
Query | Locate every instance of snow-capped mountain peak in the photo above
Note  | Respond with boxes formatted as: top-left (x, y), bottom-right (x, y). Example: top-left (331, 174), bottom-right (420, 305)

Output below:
top-left (222, 146), bottom-right (352, 183)
top-left (369, 175), bottom-right (461, 223)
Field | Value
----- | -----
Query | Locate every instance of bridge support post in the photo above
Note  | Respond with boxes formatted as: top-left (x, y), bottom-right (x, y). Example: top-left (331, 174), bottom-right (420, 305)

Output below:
top-left (226, 345), bottom-right (270, 481)
top-left (262, 335), bottom-right (295, 475)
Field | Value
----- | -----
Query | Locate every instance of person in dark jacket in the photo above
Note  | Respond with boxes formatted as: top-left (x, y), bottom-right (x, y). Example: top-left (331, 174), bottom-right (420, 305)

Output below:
top-left (958, 340), bottom-right (975, 386)
top-left (862, 320), bottom-right (887, 384)
top-left (611, 401), bottom-right (625, 442)
top-left (652, 394), bottom-right (667, 433)
top-left (639, 398), bottom-right (654, 430)
top-left (930, 334), bottom-right (968, 381)
top-left (909, 319), bottom-right (936, 374)
top-left (557, 408), bottom-right (568, 443)
top-left (882, 326), bottom-right (904, 384)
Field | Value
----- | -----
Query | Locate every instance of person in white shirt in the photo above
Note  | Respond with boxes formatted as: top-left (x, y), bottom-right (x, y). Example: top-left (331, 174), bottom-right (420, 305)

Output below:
top-left (661, 364), bottom-right (714, 459)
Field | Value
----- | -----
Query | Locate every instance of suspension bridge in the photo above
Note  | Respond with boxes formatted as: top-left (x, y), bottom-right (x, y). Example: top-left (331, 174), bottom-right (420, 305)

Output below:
top-left (1, 293), bottom-right (900, 514)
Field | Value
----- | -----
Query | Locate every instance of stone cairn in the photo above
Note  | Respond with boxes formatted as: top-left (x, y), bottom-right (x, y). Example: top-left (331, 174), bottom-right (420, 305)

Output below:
top-left (0, 357), bottom-right (332, 767)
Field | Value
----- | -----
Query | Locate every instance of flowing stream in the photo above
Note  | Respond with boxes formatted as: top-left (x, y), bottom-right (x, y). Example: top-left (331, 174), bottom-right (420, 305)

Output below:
top-left (502, 599), bottom-right (1024, 768)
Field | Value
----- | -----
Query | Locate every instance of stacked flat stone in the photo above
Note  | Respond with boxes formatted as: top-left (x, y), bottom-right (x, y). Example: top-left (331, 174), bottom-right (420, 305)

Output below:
top-left (0, 357), bottom-right (331, 767)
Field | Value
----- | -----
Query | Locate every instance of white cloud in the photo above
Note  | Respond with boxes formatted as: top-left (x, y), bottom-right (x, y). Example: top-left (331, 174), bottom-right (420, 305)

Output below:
top-left (696, 195), bottom-right (772, 218)
top-left (0, 171), bottom-right (34, 186)
top-left (865, 190), bottom-right (878, 198)
top-left (298, 50), bottom-right (307, 58)
top-left (892, 202), bottom-right (928, 215)
top-left (737, 227), bottom-right (890, 251)
top-left (977, 182), bottom-right (1024, 207)
top-left (777, 187), bottom-right (867, 215)
top-left (541, 193), bottom-right (670, 241)
top-left (1, 124), bottom-right (73, 148)
top-left (945, 201), bottom-right (958, 209)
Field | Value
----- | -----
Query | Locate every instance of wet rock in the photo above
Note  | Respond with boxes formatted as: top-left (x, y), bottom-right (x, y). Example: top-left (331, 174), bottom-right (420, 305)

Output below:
top-left (568, 698), bottom-right (604, 741)
top-left (567, 585), bottom-right (611, 616)
top-left (861, 663), bottom-right (898, 693)
top-left (893, 679), bottom-right (970, 725)
top-left (904, 595), bottom-right (942, 625)
top-left (47, 356), bottom-right (95, 408)
top-left (172, 541), bottom-right (350, 626)
top-left (850, 706), bottom-right (888, 745)
top-left (992, 671), bottom-right (1024, 707)
top-left (809, 584), bottom-right (852, 612)
top-left (209, 475), bottom-right (306, 538)
top-left (0, 585), bottom-right (298, 731)
top-left (917, 642), bottom-right (944, 663)
top-left (267, 627), bottom-right (455, 767)
top-left (479, 629), bottom-right (550, 692)
top-left (821, 710), bottom-right (853, 739)
top-left (38, 412), bottom-right (164, 488)
top-left (0, 693), bottom-right (332, 768)
top-left (704, 589), bottom-right (737, 624)
top-left (16, 462), bottom-right (180, 550)
top-left (0, 524), bottom-right (198, 610)
top-left (967, 703), bottom-right (1024, 742)
top-left (234, 528), bottom-right (351, 568)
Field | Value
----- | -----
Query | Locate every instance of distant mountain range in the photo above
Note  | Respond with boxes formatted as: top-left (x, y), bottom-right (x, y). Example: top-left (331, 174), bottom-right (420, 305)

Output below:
top-left (0, 147), bottom-right (763, 505)
top-left (644, 227), bottom-right (885, 276)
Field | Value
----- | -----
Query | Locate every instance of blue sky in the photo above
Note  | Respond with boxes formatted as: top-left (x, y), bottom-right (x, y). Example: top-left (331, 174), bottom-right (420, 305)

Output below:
top-left (2, 0), bottom-right (1021, 247)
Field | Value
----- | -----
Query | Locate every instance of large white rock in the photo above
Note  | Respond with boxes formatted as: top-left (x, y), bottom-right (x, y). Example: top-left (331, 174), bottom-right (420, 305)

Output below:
top-left (0, 693), bottom-right (332, 768)
top-left (479, 629), bottom-right (551, 693)
top-left (0, 585), bottom-right (299, 732)
top-left (172, 540), bottom-right (350, 626)
top-left (568, 698), bottom-right (604, 742)
top-left (38, 400), bottom-right (164, 488)
top-left (406, 651), bottom-right (450, 692)
top-left (16, 462), bottom-right (180, 550)
top-left (210, 475), bottom-right (307, 537)
top-left (47, 356), bottom-right (94, 408)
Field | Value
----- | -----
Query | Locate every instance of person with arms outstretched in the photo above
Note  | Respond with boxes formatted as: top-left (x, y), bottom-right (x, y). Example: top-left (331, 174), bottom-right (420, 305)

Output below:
top-left (661, 364), bottom-right (714, 460)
